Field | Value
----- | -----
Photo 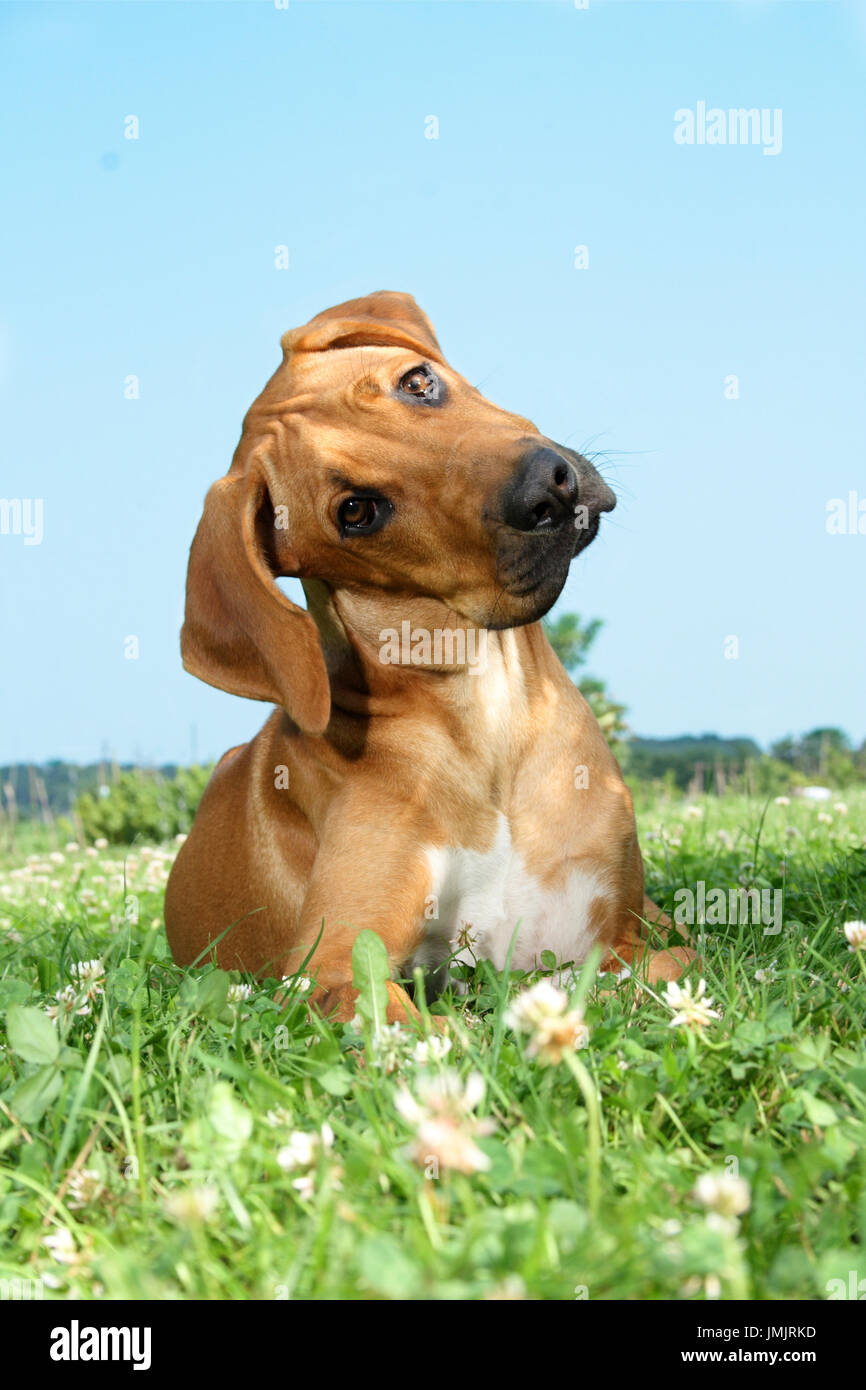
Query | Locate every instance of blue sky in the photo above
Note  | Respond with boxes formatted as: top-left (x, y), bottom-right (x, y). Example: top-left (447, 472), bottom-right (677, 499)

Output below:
top-left (1, 0), bottom-right (864, 765)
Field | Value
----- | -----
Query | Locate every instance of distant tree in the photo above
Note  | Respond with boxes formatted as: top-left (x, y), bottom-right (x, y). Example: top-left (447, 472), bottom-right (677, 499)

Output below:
top-left (543, 613), bottom-right (602, 676)
top-left (800, 728), bottom-right (850, 778)
top-left (543, 612), bottom-right (628, 748)
top-left (771, 727), bottom-right (854, 781)
top-left (769, 736), bottom-right (798, 766)
top-left (625, 734), bottom-right (764, 791)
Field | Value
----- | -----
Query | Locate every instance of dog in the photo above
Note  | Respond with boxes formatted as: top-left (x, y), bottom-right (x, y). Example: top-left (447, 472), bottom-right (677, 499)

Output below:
top-left (165, 292), bottom-right (692, 1021)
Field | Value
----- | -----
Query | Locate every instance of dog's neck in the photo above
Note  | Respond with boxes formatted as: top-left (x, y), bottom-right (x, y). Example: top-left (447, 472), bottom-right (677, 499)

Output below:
top-left (301, 580), bottom-right (556, 738)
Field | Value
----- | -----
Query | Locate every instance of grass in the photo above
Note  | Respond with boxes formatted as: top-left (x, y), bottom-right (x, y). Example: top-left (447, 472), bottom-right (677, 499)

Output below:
top-left (0, 788), bottom-right (865, 1301)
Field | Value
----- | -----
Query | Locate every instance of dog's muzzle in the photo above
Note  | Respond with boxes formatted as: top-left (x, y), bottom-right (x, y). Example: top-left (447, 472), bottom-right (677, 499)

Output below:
top-left (486, 444), bottom-right (617, 625)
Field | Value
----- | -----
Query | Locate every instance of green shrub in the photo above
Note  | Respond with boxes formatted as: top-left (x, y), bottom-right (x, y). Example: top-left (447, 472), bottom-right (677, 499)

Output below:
top-left (74, 765), bottom-right (212, 845)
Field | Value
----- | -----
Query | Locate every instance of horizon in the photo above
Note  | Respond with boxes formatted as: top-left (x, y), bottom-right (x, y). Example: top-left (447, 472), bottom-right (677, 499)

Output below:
top-left (2, 724), bottom-right (858, 774)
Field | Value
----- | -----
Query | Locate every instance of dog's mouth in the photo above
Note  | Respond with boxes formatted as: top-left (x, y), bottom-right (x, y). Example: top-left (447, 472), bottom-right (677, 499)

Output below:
top-left (483, 523), bottom-right (589, 628)
top-left (570, 509), bottom-right (602, 559)
top-left (501, 501), bottom-right (604, 607)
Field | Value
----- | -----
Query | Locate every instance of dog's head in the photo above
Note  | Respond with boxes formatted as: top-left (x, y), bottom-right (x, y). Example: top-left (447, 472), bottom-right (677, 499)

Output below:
top-left (182, 291), bottom-right (615, 731)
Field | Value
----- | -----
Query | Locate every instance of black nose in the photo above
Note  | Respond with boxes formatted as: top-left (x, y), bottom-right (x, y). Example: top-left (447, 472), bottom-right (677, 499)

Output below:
top-left (501, 446), bottom-right (579, 533)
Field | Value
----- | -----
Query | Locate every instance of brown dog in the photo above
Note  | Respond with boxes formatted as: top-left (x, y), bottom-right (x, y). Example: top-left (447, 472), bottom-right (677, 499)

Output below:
top-left (165, 292), bottom-right (691, 1021)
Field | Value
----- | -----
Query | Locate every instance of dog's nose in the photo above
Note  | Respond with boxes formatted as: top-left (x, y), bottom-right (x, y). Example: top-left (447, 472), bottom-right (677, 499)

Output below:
top-left (501, 446), bottom-right (579, 533)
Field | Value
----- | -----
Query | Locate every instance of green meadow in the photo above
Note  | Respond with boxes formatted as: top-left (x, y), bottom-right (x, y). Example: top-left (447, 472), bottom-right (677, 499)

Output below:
top-left (1, 789), bottom-right (865, 1301)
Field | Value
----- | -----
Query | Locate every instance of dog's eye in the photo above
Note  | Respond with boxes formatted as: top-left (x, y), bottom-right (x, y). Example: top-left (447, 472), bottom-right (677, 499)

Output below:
top-left (337, 496), bottom-right (390, 536)
top-left (401, 368), bottom-right (431, 396)
top-left (398, 365), bottom-right (442, 403)
top-left (340, 497), bottom-right (377, 529)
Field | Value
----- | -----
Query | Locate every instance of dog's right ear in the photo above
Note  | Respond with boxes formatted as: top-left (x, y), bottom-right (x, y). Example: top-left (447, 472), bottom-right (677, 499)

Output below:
top-left (180, 462), bottom-right (331, 735)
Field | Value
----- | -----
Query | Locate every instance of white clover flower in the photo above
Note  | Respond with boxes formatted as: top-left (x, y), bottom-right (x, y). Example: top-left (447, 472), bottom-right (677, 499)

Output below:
top-left (693, 1172), bottom-right (751, 1219)
top-left (93, 837), bottom-right (109, 850)
top-left (395, 1069), bottom-right (494, 1174)
top-left (754, 965), bottom-right (777, 984)
top-left (264, 1106), bottom-right (293, 1129)
top-left (290, 1172), bottom-right (316, 1200)
top-left (817, 812), bottom-right (833, 826)
top-left (280, 974), bottom-right (311, 990)
top-left (276, 1124), bottom-right (337, 1196)
top-left (46, 984), bottom-right (91, 1022)
top-left (504, 979), bottom-right (590, 1065)
top-left (412, 1035), bottom-right (453, 1066)
top-left (69, 959), bottom-right (105, 1002)
top-left (369, 1022), bottom-right (411, 1074)
top-left (226, 982), bottom-right (254, 1004)
top-left (504, 978), bottom-right (568, 1029)
top-left (277, 1124), bottom-right (334, 1172)
top-left (843, 920), bottom-right (866, 951)
top-left (663, 978), bottom-right (721, 1032)
top-left (43, 1228), bottom-right (79, 1264)
top-left (70, 959), bottom-right (99, 978)
top-left (164, 1185), bottom-right (220, 1224)
top-left (685, 806), bottom-right (704, 820)
top-left (833, 802), bottom-right (848, 815)
top-left (716, 829), bottom-right (734, 850)
top-left (773, 795), bottom-right (791, 807)
top-left (66, 1168), bottom-right (103, 1210)
top-left (65, 841), bottom-right (80, 853)
top-left (452, 921), bottom-right (478, 953)
top-left (275, 973), bottom-right (312, 1006)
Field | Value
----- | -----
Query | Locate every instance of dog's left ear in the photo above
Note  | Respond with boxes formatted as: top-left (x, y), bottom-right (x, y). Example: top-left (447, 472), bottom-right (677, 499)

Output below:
top-left (282, 290), bottom-right (446, 365)
top-left (180, 455), bottom-right (331, 735)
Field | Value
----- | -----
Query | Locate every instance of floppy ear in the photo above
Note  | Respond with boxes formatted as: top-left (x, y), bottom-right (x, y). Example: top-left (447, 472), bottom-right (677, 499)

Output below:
top-left (180, 462), bottom-right (331, 735)
top-left (282, 290), bottom-right (446, 364)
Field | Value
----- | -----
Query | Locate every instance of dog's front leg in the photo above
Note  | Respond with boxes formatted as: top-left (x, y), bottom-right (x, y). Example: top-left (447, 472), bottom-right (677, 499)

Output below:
top-left (283, 804), bottom-right (435, 1024)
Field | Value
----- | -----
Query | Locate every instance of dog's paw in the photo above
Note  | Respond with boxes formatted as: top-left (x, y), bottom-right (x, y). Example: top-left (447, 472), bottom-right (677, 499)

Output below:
top-left (310, 980), bottom-right (434, 1027)
top-left (644, 945), bottom-right (696, 983)
top-left (600, 942), bottom-right (696, 993)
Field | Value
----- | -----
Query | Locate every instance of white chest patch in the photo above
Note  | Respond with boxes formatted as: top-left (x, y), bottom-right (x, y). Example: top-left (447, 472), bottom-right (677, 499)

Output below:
top-left (420, 813), bottom-right (610, 974)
